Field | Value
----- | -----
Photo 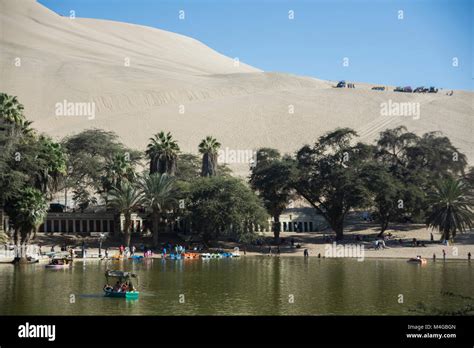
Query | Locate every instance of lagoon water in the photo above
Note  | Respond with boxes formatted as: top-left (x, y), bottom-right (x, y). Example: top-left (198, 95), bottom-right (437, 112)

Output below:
top-left (0, 257), bottom-right (472, 315)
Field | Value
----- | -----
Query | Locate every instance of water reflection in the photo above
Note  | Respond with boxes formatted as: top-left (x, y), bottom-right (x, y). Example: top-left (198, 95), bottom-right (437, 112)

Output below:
top-left (0, 257), bottom-right (472, 315)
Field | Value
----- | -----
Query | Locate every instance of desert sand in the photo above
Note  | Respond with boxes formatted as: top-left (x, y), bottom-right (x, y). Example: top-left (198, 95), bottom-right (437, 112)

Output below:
top-left (1, 0), bottom-right (473, 176)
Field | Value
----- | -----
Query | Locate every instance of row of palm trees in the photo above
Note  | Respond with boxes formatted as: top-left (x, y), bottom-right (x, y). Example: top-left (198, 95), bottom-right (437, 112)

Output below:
top-left (108, 132), bottom-right (223, 246)
top-left (146, 131), bottom-right (221, 177)
top-left (108, 174), bottom-right (177, 247)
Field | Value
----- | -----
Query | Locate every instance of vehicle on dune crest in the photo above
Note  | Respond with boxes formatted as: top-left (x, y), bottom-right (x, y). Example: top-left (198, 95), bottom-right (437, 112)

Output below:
top-left (414, 86), bottom-right (429, 93)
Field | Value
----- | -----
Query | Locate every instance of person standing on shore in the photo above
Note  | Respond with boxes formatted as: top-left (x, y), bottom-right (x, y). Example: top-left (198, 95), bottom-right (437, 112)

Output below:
top-left (468, 252), bottom-right (471, 261)
top-left (304, 249), bottom-right (309, 257)
top-left (442, 249), bottom-right (446, 261)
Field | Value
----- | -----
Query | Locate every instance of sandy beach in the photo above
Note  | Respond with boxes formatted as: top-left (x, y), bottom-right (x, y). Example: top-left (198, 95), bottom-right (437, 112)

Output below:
top-left (13, 223), bottom-right (472, 262)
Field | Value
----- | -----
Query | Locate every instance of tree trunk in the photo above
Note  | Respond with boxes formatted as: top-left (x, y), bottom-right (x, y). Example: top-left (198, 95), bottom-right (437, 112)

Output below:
top-left (273, 214), bottom-right (281, 243)
top-left (13, 227), bottom-right (19, 245)
top-left (123, 213), bottom-right (131, 247)
top-left (113, 214), bottom-right (121, 237)
top-left (152, 210), bottom-right (160, 248)
top-left (331, 218), bottom-right (344, 241)
top-left (443, 228), bottom-right (450, 242)
top-left (377, 219), bottom-right (390, 237)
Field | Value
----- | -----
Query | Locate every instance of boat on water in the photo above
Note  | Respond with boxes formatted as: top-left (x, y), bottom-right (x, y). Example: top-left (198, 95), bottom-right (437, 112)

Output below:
top-left (103, 270), bottom-right (140, 299)
top-left (164, 247), bottom-right (241, 260)
top-left (129, 255), bottom-right (143, 260)
top-left (407, 256), bottom-right (427, 264)
top-left (45, 256), bottom-right (72, 269)
top-left (200, 252), bottom-right (240, 259)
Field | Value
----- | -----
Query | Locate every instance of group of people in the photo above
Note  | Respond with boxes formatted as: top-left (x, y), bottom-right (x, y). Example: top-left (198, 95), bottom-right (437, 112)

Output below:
top-left (162, 243), bottom-right (184, 258)
top-left (118, 245), bottom-right (136, 257)
top-left (104, 281), bottom-right (136, 293)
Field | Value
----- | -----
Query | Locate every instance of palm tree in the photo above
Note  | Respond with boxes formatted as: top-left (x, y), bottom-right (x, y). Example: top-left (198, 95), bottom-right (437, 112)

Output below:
top-left (108, 182), bottom-right (143, 247)
top-left (198, 136), bottom-right (221, 177)
top-left (0, 94), bottom-right (33, 148)
top-left (34, 136), bottom-right (67, 197)
top-left (6, 187), bottom-right (47, 262)
top-left (146, 131), bottom-right (180, 175)
top-left (426, 177), bottom-right (474, 241)
top-left (140, 173), bottom-right (177, 247)
top-left (102, 153), bottom-right (136, 194)
top-left (0, 93), bottom-right (26, 126)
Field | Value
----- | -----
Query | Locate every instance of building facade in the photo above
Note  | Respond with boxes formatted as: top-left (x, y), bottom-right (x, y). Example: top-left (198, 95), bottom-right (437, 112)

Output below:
top-left (38, 212), bottom-right (144, 235)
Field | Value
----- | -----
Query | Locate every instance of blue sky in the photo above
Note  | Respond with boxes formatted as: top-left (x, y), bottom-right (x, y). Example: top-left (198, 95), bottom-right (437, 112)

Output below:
top-left (39, 0), bottom-right (473, 90)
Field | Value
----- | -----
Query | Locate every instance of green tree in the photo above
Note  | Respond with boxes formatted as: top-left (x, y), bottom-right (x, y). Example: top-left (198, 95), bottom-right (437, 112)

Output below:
top-left (293, 128), bottom-right (370, 240)
top-left (62, 129), bottom-right (140, 205)
top-left (5, 187), bottom-right (47, 248)
top-left (250, 148), bottom-right (294, 242)
top-left (107, 182), bottom-right (143, 246)
top-left (34, 136), bottom-right (67, 196)
top-left (198, 136), bottom-right (221, 177)
top-left (101, 152), bottom-right (137, 196)
top-left (376, 127), bottom-right (467, 223)
top-left (72, 185), bottom-right (97, 212)
top-left (0, 93), bottom-right (26, 127)
top-left (360, 163), bottom-right (404, 236)
top-left (176, 153), bottom-right (201, 182)
top-left (141, 173), bottom-right (178, 247)
top-left (146, 131), bottom-right (180, 175)
top-left (187, 176), bottom-right (268, 243)
top-left (426, 177), bottom-right (473, 241)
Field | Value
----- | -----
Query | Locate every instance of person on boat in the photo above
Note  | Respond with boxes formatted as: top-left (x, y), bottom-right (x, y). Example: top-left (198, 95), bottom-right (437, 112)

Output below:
top-left (113, 281), bottom-right (121, 292)
top-left (121, 282), bottom-right (129, 292)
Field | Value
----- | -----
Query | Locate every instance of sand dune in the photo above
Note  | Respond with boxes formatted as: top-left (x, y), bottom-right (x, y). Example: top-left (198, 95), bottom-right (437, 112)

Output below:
top-left (1, 0), bottom-right (473, 175)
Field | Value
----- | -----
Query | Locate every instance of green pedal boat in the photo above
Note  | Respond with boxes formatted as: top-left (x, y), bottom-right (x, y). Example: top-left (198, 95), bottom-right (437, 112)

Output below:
top-left (103, 270), bottom-right (140, 299)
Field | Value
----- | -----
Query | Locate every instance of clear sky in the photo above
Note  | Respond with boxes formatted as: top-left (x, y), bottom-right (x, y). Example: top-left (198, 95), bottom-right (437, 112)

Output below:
top-left (39, 0), bottom-right (473, 90)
